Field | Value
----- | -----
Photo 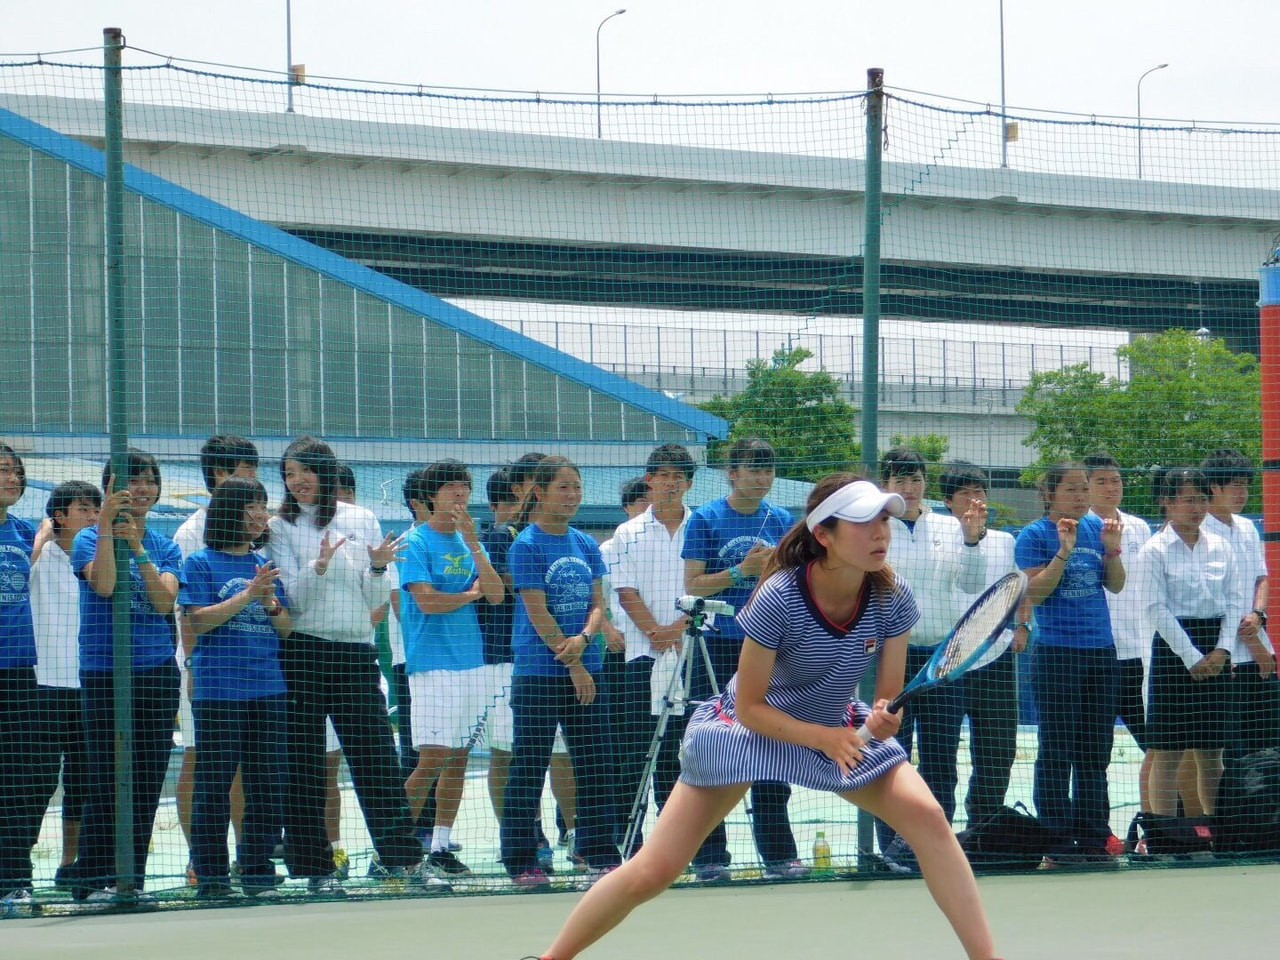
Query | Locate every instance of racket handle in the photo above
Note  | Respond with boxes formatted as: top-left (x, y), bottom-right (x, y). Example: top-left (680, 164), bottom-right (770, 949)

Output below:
top-left (854, 697), bottom-right (904, 744)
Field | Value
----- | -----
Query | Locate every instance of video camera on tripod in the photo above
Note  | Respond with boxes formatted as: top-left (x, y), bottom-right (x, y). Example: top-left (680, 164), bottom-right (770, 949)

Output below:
top-left (674, 595), bottom-right (734, 617)
top-left (621, 595), bottom-right (735, 857)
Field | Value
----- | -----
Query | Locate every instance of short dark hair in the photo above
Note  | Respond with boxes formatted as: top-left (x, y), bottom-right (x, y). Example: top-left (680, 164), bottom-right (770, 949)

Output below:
top-left (1201, 448), bottom-right (1255, 488)
top-left (420, 459), bottom-right (472, 511)
top-left (486, 467), bottom-right (517, 507)
top-left (0, 443), bottom-right (27, 498)
top-left (621, 476), bottom-right (650, 508)
top-left (1154, 466), bottom-right (1211, 509)
top-left (509, 452), bottom-right (548, 489)
top-left (205, 478), bottom-right (270, 551)
top-left (726, 438), bottom-right (775, 471)
top-left (278, 437), bottom-right (338, 528)
top-left (47, 480), bottom-right (101, 530)
top-left (645, 443), bottom-right (696, 481)
top-left (102, 447), bottom-right (161, 497)
top-left (939, 460), bottom-right (988, 500)
top-left (1083, 451), bottom-right (1121, 474)
top-left (199, 435), bottom-right (259, 493)
top-left (879, 447), bottom-right (926, 482)
top-left (334, 462), bottom-right (356, 496)
top-left (403, 467), bottom-right (430, 512)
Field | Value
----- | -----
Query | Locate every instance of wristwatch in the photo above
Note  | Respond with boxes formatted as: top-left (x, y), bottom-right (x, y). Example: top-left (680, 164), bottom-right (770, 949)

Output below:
top-left (1254, 609), bottom-right (1268, 629)
top-left (728, 565), bottom-right (745, 587)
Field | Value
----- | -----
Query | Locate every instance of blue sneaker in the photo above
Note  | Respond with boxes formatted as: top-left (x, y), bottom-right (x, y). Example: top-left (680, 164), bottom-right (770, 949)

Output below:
top-left (535, 840), bottom-right (556, 875)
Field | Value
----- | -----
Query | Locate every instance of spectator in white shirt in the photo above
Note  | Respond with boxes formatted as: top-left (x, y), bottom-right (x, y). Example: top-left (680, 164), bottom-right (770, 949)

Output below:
top-left (1084, 452), bottom-right (1154, 820)
top-left (1137, 467), bottom-right (1246, 824)
top-left (940, 462), bottom-right (1022, 827)
top-left (876, 448), bottom-right (987, 871)
top-left (31, 480), bottom-right (101, 887)
top-left (265, 437), bottom-right (437, 894)
top-left (612, 446), bottom-right (751, 871)
top-left (1201, 449), bottom-right (1277, 758)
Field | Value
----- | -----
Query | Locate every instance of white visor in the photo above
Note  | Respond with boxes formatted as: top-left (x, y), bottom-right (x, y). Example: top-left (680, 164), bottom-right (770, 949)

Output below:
top-left (806, 480), bottom-right (906, 532)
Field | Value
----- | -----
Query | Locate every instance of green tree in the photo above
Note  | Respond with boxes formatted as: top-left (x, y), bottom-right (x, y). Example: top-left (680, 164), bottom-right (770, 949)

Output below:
top-left (1017, 329), bottom-right (1261, 515)
top-left (699, 347), bottom-right (858, 481)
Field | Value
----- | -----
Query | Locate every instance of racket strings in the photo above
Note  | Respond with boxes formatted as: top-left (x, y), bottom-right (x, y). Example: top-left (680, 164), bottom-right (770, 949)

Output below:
top-left (937, 575), bottom-right (1024, 676)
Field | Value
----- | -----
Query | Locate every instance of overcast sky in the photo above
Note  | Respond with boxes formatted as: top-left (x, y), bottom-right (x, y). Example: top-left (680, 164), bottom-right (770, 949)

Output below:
top-left (4, 1), bottom-right (1278, 124)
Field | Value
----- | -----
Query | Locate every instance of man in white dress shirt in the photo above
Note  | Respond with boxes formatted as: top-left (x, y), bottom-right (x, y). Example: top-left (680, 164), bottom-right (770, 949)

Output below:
top-left (1085, 452), bottom-right (1154, 823)
top-left (942, 461), bottom-right (1023, 827)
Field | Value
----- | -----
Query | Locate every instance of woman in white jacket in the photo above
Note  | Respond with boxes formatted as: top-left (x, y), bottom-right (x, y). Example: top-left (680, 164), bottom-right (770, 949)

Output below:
top-left (267, 437), bottom-right (439, 894)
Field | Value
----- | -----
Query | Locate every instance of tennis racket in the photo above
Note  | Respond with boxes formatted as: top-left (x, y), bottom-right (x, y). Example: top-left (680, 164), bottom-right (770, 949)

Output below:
top-left (855, 570), bottom-right (1028, 742)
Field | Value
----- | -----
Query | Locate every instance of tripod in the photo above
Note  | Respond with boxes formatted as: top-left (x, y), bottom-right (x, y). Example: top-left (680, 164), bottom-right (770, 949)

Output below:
top-left (620, 596), bottom-right (732, 859)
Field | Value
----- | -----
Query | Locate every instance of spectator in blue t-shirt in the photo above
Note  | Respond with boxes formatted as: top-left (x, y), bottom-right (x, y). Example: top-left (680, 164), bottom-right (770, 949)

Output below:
top-left (181, 478), bottom-right (291, 899)
top-left (499, 456), bottom-right (621, 885)
top-left (0, 444), bottom-right (48, 911)
top-left (681, 437), bottom-right (798, 880)
top-left (1015, 460), bottom-right (1125, 864)
top-left (66, 448), bottom-right (183, 902)
top-left (400, 460), bottom-right (503, 878)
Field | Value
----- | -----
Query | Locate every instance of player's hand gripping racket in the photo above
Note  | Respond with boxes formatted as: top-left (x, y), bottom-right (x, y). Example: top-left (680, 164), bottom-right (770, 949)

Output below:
top-left (855, 570), bottom-right (1028, 743)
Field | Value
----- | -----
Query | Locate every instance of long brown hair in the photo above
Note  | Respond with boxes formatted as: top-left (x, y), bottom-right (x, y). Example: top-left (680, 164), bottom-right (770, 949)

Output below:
top-left (515, 455), bottom-right (580, 529)
top-left (756, 471), bottom-right (897, 594)
top-left (278, 436), bottom-right (339, 528)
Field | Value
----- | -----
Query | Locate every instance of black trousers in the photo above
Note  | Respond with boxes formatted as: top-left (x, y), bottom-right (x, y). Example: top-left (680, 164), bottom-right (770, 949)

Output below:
top-left (614, 657), bottom-right (728, 864)
top-left (1227, 662), bottom-right (1280, 760)
top-left (960, 648), bottom-right (1018, 824)
top-left (500, 673), bottom-right (620, 875)
top-left (73, 661), bottom-right (179, 892)
top-left (37, 685), bottom-right (88, 824)
top-left (0, 666), bottom-right (58, 892)
top-left (1115, 656), bottom-right (1148, 752)
top-left (281, 634), bottom-right (419, 877)
top-left (191, 694), bottom-right (288, 885)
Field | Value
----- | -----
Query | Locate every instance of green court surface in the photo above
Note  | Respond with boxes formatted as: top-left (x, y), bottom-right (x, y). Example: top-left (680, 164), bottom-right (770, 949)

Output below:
top-left (6, 862), bottom-right (1280, 959)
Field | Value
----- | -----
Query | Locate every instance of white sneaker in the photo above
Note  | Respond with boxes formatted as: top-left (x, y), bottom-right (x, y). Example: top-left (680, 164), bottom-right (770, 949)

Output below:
top-left (84, 886), bottom-right (157, 907)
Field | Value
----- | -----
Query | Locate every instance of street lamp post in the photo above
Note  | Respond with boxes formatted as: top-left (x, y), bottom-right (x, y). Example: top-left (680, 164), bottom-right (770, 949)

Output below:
top-left (1136, 62), bottom-right (1168, 179)
top-left (286, 0), bottom-right (294, 113)
top-left (999, 0), bottom-right (1007, 168)
top-left (596, 8), bottom-right (627, 139)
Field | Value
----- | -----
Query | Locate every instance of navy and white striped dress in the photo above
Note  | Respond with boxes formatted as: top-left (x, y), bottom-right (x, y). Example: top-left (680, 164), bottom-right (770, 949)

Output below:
top-left (680, 564), bottom-right (919, 793)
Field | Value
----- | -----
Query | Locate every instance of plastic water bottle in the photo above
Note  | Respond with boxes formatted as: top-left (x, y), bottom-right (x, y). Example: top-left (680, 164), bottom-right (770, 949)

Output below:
top-left (812, 831), bottom-right (832, 874)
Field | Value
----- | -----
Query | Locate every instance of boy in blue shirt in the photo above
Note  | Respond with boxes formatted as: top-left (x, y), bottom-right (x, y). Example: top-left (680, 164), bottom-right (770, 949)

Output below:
top-left (400, 460), bottom-right (504, 877)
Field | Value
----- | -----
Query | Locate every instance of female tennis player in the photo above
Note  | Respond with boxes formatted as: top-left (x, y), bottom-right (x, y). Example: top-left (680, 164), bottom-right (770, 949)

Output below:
top-left (524, 473), bottom-right (1000, 960)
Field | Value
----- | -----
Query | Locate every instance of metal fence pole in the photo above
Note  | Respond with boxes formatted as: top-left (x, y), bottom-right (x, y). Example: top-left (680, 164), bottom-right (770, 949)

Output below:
top-left (104, 25), bottom-right (137, 897)
top-left (857, 66), bottom-right (885, 868)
